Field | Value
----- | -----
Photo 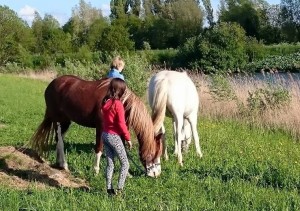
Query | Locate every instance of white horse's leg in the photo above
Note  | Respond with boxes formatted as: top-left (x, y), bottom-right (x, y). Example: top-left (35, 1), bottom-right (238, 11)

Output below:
top-left (161, 125), bottom-right (169, 160)
top-left (94, 151), bottom-right (102, 174)
top-left (182, 119), bottom-right (192, 152)
top-left (56, 122), bottom-right (68, 170)
top-left (172, 120), bottom-right (178, 155)
top-left (175, 116), bottom-right (184, 166)
top-left (188, 113), bottom-right (203, 158)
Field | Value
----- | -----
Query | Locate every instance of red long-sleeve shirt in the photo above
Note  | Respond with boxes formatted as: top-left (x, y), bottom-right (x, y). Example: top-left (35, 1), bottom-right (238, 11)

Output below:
top-left (101, 99), bottom-right (130, 141)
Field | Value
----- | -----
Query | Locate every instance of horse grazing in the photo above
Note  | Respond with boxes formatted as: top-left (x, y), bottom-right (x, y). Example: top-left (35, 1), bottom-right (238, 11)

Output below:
top-left (148, 70), bottom-right (203, 166)
top-left (31, 75), bottom-right (163, 177)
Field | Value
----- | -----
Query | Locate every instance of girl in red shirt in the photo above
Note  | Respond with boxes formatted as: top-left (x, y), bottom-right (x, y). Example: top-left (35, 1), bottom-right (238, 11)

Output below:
top-left (101, 78), bottom-right (132, 196)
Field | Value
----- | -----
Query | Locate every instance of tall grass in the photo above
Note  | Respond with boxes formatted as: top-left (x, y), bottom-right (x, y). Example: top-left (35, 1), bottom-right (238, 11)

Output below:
top-left (0, 74), bottom-right (300, 210)
top-left (192, 72), bottom-right (300, 140)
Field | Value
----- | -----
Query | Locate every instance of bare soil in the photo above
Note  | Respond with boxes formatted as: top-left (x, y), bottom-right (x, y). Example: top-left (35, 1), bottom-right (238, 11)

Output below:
top-left (0, 146), bottom-right (90, 190)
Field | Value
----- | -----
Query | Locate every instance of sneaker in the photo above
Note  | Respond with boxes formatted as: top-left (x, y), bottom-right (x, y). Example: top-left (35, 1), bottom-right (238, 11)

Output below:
top-left (107, 189), bottom-right (116, 196)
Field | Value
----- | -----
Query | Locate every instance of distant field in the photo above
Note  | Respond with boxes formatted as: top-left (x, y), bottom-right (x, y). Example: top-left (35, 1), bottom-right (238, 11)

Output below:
top-left (0, 74), bottom-right (299, 210)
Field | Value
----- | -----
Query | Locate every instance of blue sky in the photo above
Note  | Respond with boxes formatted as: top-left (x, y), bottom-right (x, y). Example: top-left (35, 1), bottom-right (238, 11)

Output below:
top-left (0, 0), bottom-right (281, 26)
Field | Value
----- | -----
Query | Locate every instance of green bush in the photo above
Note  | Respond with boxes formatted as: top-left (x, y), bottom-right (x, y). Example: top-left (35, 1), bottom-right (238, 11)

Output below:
top-left (245, 37), bottom-right (265, 62)
top-left (208, 74), bottom-right (237, 101)
top-left (31, 54), bottom-right (55, 69)
top-left (245, 52), bottom-right (300, 72)
top-left (122, 52), bottom-right (151, 97)
top-left (139, 49), bottom-right (178, 68)
top-left (245, 42), bottom-right (300, 65)
top-left (246, 85), bottom-right (291, 115)
top-left (177, 22), bottom-right (248, 73)
top-left (56, 59), bottom-right (103, 80)
top-left (263, 43), bottom-right (300, 57)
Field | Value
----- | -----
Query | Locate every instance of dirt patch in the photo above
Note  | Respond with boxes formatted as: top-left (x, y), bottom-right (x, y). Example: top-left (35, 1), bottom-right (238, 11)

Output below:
top-left (0, 146), bottom-right (89, 190)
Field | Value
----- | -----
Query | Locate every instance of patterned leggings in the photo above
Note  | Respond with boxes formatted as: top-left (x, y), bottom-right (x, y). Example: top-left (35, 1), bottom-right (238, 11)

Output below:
top-left (102, 132), bottom-right (129, 190)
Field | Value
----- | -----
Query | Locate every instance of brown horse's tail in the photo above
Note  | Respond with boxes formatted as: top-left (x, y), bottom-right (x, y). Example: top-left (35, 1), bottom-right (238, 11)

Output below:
top-left (30, 115), bottom-right (55, 157)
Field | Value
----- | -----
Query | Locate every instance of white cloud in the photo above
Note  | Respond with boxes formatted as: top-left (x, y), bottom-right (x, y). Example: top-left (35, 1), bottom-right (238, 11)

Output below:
top-left (18, 5), bottom-right (37, 25)
top-left (101, 3), bottom-right (110, 17)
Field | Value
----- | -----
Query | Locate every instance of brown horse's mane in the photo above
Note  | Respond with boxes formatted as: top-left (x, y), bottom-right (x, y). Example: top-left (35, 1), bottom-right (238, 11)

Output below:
top-left (121, 89), bottom-right (156, 162)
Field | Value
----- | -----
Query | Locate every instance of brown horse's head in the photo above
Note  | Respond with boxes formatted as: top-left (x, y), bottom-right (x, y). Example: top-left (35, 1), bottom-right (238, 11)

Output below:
top-left (123, 90), bottom-right (164, 177)
top-left (138, 132), bottom-right (163, 177)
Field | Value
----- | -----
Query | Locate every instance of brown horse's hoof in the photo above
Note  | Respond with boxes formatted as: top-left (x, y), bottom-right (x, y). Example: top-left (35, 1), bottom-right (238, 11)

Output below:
top-left (51, 163), bottom-right (69, 172)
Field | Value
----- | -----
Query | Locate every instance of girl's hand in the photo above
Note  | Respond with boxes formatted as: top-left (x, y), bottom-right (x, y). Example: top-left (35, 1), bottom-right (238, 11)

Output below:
top-left (127, 141), bottom-right (132, 150)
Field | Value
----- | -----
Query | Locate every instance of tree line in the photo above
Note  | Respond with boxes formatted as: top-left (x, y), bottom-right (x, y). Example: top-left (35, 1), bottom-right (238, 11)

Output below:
top-left (0, 0), bottom-right (299, 72)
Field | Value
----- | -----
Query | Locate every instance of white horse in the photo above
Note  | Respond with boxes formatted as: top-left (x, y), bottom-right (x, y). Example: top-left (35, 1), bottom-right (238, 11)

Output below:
top-left (148, 70), bottom-right (203, 166)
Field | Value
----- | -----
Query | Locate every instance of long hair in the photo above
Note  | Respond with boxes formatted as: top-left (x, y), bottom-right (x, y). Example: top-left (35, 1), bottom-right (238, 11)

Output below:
top-left (102, 78), bottom-right (127, 106)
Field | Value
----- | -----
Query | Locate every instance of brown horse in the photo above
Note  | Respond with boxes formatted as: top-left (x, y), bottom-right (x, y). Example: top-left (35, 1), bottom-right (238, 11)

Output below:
top-left (31, 75), bottom-right (163, 177)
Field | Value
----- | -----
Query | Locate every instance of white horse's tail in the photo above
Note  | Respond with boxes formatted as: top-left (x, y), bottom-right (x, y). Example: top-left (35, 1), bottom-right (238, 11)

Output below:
top-left (150, 78), bottom-right (168, 134)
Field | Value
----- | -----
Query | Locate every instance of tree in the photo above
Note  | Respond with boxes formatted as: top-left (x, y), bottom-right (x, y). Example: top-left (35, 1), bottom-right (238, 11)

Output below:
top-left (177, 22), bottom-right (248, 72)
top-left (125, 0), bottom-right (142, 16)
top-left (98, 24), bottom-right (134, 52)
top-left (280, 0), bottom-right (300, 42)
top-left (141, 0), bottom-right (204, 49)
top-left (67, 0), bottom-right (104, 49)
top-left (219, 1), bottom-right (261, 38)
top-left (110, 0), bottom-right (127, 19)
top-left (87, 19), bottom-right (110, 51)
top-left (0, 6), bottom-right (34, 66)
top-left (202, 0), bottom-right (215, 27)
top-left (259, 4), bottom-right (283, 44)
top-left (143, 0), bottom-right (164, 17)
top-left (32, 13), bottom-right (72, 54)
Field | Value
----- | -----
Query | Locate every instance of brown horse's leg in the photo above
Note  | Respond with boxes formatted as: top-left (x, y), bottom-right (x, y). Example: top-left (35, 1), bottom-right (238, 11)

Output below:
top-left (94, 127), bottom-right (103, 174)
top-left (55, 121), bottom-right (71, 170)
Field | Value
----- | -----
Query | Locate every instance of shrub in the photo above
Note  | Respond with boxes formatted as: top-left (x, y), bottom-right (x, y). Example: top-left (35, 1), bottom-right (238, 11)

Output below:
top-left (142, 41), bottom-right (151, 50)
top-left (208, 74), bottom-right (237, 101)
top-left (139, 49), bottom-right (178, 69)
top-left (177, 22), bottom-right (248, 73)
top-left (56, 59), bottom-right (103, 80)
top-left (245, 37), bottom-right (265, 62)
top-left (245, 52), bottom-right (300, 72)
top-left (122, 52), bottom-right (151, 97)
top-left (247, 85), bottom-right (291, 115)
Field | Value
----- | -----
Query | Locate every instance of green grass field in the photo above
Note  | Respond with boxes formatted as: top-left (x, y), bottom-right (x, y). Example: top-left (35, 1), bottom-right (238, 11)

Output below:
top-left (0, 74), bottom-right (300, 210)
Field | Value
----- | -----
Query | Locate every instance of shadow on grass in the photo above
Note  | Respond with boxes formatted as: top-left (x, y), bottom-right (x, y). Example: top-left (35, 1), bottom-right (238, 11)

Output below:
top-left (48, 142), bottom-right (95, 154)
